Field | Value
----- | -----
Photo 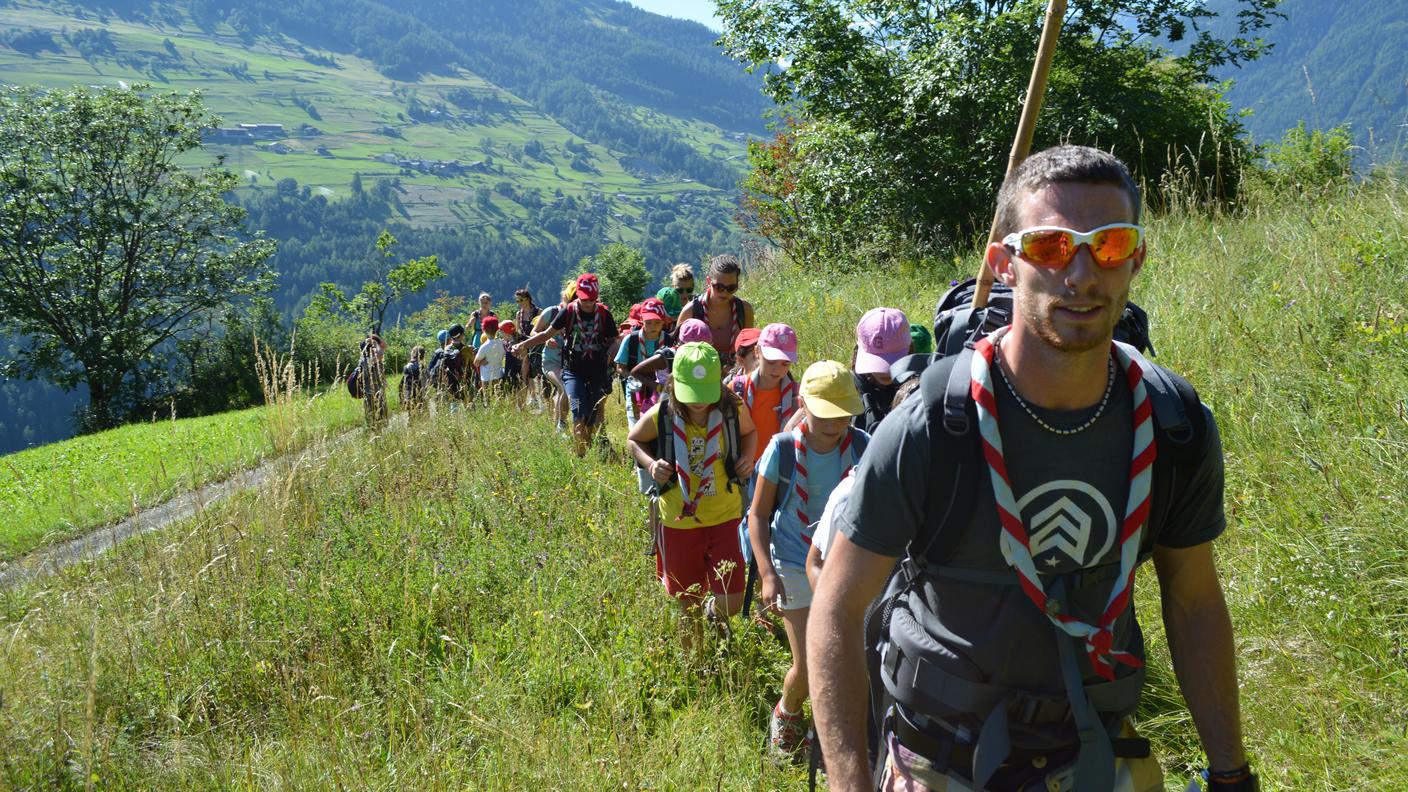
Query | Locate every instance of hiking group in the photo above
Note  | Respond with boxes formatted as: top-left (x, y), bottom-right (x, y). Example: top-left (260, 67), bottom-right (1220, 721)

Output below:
top-left (351, 146), bottom-right (1256, 792)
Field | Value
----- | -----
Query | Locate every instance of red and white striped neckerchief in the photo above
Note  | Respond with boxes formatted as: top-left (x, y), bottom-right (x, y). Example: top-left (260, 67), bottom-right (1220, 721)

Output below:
top-left (672, 406), bottom-right (724, 518)
top-left (790, 422), bottom-right (861, 544)
top-left (741, 370), bottom-right (798, 425)
top-left (971, 326), bottom-right (1156, 680)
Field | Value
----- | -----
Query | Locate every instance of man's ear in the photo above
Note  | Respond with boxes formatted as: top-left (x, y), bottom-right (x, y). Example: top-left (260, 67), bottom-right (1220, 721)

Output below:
top-left (987, 241), bottom-right (1016, 285)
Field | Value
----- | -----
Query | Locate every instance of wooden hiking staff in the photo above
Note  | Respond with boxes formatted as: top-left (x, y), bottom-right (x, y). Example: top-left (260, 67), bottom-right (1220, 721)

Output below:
top-left (972, 0), bottom-right (1068, 309)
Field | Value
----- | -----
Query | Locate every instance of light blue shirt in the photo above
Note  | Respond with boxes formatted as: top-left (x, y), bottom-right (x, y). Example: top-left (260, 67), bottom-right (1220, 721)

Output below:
top-left (758, 432), bottom-right (863, 568)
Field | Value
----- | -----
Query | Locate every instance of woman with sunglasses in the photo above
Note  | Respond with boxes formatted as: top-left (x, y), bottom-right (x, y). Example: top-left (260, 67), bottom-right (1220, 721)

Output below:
top-left (677, 254), bottom-right (755, 371)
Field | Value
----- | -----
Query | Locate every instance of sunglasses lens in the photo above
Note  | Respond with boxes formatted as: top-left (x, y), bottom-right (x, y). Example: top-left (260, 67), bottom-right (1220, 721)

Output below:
top-left (1091, 226), bottom-right (1140, 266)
top-left (1020, 230), bottom-right (1074, 267)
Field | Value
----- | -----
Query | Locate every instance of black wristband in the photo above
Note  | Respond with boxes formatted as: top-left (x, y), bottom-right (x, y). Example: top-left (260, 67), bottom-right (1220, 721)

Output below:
top-left (1204, 764), bottom-right (1258, 792)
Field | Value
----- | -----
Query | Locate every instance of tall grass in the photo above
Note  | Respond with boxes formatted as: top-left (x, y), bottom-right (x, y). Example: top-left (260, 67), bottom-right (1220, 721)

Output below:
top-left (0, 179), bottom-right (1405, 790)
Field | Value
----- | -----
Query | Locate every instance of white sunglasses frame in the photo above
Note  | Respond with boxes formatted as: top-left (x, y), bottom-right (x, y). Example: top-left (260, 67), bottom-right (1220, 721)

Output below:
top-left (1001, 223), bottom-right (1145, 268)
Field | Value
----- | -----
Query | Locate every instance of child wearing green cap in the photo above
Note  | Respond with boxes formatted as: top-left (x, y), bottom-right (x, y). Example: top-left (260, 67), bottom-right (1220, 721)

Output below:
top-left (748, 360), bottom-right (871, 757)
top-left (628, 342), bottom-right (757, 645)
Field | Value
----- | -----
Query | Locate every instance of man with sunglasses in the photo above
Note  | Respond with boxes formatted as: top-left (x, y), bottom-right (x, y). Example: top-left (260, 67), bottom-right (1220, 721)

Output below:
top-left (809, 146), bottom-right (1255, 791)
top-left (678, 254), bottom-right (756, 372)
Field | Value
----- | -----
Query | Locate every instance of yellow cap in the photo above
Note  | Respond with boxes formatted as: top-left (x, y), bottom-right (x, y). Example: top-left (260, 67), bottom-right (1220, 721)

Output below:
top-left (800, 360), bottom-right (864, 419)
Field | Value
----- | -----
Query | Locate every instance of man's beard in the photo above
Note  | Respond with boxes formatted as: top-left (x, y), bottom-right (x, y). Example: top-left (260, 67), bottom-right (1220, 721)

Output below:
top-left (1016, 287), bottom-right (1128, 353)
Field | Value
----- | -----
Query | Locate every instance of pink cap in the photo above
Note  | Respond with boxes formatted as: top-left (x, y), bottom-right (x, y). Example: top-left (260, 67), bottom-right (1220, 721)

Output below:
top-left (854, 307), bottom-right (910, 375)
top-left (677, 318), bottom-right (711, 344)
top-left (758, 323), bottom-right (798, 363)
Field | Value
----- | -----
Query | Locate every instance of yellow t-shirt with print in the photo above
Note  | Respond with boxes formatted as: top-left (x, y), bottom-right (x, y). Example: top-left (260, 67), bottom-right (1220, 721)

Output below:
top-left (642, 402), bottom-right (744, 529)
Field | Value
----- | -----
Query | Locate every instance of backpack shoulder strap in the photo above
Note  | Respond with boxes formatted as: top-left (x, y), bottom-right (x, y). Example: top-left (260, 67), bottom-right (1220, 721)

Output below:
top-left (908, 350), bottom-right (983, 570)
top-left (1143, 362), bottom-right (1211, 551)
top-left (655, 395), bottom-right (676, 493)
top-left (850, 426), bottom-right (871, 458)
top-left (733, 297), bottom-right (746, 331)
top-left (769, 437), bottom-right (797, 526)
top-left (721, 397), bottom-right (742, 486)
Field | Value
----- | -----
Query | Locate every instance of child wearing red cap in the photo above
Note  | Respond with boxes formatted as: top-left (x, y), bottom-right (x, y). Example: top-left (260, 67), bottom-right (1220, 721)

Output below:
top-left (474, 316), bottom-right (508, 399)
top-left (513, 273), bottom-right (618, 456)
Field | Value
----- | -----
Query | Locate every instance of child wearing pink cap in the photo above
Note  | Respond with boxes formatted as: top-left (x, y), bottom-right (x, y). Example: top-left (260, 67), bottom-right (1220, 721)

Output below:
top-left (851, 307), bottom-right (910, 433)
top-left (628, 317), bottom-right (712, 383)
top-left (730, 323), bottom-right (800, 463)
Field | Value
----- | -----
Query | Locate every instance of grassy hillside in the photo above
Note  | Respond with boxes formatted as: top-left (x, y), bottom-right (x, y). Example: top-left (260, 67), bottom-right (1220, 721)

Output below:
top-left (1, 179), bottom-right (1405, 789)
top-left (0, 370), bottom-right (383, 560)
top-left (0, 0), bottom-right (741, 231)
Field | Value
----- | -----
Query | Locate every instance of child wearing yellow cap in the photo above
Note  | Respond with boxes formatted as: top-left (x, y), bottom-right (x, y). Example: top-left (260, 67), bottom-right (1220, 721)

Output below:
top-left (748, 360), bottom-right (870, 756)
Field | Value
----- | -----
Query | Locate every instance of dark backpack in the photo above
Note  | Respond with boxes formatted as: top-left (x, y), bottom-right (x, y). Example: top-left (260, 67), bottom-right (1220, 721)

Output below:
top-left (852, 344), bottom-right (1207, 790)
top-left (347, 361), bottom-right (364, 399)
top-left (399, 360), bottom-right (424, 403)
top-left (649, 393), bottom-right (744, 496)
top-left (559, 302), bottom-right (614, 367)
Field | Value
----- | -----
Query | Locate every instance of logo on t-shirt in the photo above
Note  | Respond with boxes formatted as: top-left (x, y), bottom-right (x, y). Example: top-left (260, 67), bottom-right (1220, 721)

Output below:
top-left (1017, 480), bottom-right (1117, 569)
top-left (688, 435), bottom-right (718, 496)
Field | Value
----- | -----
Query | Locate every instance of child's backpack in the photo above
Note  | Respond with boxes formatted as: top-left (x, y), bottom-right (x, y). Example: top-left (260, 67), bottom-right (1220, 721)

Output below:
top-left (649, 393), bottom-right (744, 496)
top-left (739, 427), bottom-right (870, 618)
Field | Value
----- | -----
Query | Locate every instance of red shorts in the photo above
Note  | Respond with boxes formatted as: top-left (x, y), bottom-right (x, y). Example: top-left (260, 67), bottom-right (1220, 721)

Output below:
top-left (655, 519), bottom-right (745, 600)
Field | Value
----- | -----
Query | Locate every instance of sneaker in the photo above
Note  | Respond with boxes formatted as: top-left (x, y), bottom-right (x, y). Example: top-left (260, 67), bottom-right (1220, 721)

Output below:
top-left (769, 701), bottom-right (807, 757)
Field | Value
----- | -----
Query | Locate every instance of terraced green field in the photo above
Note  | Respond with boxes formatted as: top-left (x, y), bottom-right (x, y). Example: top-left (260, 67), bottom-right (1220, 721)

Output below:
top-left (0, 0), bottom-right (747, 231)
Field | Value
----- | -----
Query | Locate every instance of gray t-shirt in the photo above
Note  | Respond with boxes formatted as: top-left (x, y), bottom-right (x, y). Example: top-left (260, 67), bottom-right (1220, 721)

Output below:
top-left (837, 358), bottom-right (1225, 746)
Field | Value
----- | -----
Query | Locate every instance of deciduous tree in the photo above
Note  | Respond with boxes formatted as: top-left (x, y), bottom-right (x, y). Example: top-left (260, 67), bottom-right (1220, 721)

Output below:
top-left (0, 85), bottom-right (276, 430)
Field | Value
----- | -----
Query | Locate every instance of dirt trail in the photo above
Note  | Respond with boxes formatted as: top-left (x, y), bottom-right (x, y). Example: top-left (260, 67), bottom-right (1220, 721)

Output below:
top-left (0, 420), bottom-right (381, 589)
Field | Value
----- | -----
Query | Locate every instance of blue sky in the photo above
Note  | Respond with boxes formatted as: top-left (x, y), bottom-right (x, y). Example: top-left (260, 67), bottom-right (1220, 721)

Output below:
top-left (626, 0), bottom-right (721, 30)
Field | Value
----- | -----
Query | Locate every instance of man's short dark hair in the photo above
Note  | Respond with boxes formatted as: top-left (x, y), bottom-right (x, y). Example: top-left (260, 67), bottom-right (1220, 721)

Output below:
top-left (708, 254), bottom-right (741, 278)
top-left (448, 323), bottom-right (465, 338)
top-left (993, 146), bottom-right (1141, 238)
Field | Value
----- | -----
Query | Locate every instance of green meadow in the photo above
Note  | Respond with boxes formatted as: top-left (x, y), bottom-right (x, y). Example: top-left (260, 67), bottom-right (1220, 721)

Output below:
top-left (0, 374), bottom-right (390, 560)
top-left (0, 178), bottom-right (1405, 790)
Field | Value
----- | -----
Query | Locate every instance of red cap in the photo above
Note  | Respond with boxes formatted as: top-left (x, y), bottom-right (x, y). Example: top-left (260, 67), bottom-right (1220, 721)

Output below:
top-left (576, 273), bottom-right (600, 301)
top-left (498, 319), bottom-right (516, 335)
top-left (733, 327), bottom-right (762, 352)
top-left (639, 297), bottom-right (668, 323)
top-left (481, 316), bottom-right (499, 333)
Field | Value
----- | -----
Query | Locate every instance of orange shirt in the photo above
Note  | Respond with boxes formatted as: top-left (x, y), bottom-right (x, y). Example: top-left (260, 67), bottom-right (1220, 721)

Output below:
top-left (748, 385), bottom-right (784, 462)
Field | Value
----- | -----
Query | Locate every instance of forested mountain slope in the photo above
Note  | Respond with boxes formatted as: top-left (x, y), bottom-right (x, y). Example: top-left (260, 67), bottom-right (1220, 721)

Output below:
top-left (1212, 0), bottom-right (1407, 159)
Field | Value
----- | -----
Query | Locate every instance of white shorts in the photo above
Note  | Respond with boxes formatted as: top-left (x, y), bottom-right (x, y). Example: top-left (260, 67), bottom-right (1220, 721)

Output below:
top-left (774, 563), bottom-right (813, 611)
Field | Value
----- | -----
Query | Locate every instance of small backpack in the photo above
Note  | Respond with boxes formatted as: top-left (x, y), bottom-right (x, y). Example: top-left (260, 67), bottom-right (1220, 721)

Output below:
top-left (739, 428), bottom-right (870, 618)
top-left (347, 362), bottom-right (364, 399)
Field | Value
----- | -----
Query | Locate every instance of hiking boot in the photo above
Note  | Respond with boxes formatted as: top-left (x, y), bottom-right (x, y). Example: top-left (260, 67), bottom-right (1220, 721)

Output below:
top-left (769, 701), bottom-right (807, 757)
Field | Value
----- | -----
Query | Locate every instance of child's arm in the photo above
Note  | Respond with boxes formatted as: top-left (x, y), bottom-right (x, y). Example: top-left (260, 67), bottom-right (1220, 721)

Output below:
top-left (805, 543), bottom-right (825, 591)
top-left (627, 410), bottom-right (671, 483)
top-left (630, 352), bottom-right (669, 380)
top-left (734, 406), bottom-right (757, 479)
top-left (748, 473), bottom-right (784, 614)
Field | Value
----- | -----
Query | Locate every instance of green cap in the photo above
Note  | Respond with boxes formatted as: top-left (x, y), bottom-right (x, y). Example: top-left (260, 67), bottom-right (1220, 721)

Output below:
top-left (671, 342), bottom-right (721, 404)
top-left (656, 286), bottom-right (682, 317)
top-left (909, 322), bottom-right (933, 355)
